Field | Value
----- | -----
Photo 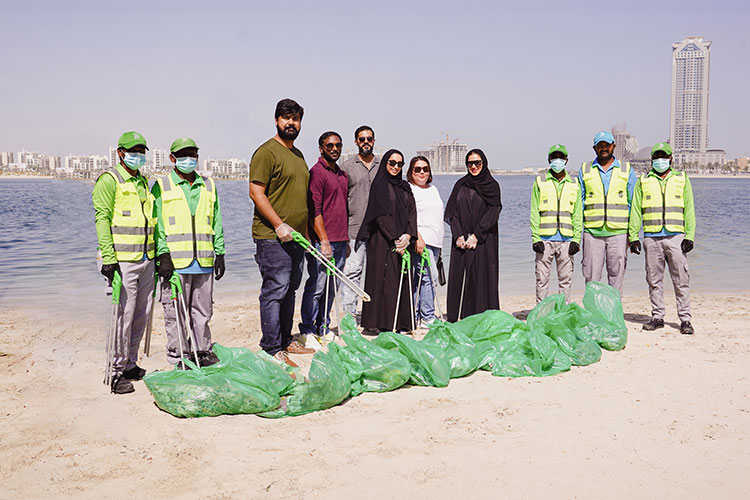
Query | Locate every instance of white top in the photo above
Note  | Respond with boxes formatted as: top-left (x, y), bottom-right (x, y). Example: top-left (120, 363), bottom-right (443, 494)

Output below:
top-left (409, 183), bottom-right (445, 248)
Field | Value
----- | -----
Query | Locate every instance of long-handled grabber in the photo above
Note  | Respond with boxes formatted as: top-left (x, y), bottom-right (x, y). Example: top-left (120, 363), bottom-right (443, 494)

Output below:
top-left (322, 255), bottom-right (341, 338)
top-left (143, 271), bottom-right (158, 356)
top-left (392, 250), bottom-right (414, 333)
top-left (414, 249), bottom-right (432, 325)
top-left (104, 271), bottom-right (123, 387)
top-left (292, 232), bottom-right (370, 302)
top-left (331, 258), bottom-right (342, 338)
top-left (458, 268), bottom-right (467, 320)
top-left (424, 262), bottom-right (444, 321)
top-left (169, 273), bottom-right (201, 370)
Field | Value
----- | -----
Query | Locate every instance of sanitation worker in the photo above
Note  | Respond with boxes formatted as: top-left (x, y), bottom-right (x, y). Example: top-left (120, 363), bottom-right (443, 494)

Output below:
top-left (93, 131), bottom-right (156, 394)
top-left (628, 142), bottom-right (695, 335)
top-left (151, 137), bottom-right (225, 367)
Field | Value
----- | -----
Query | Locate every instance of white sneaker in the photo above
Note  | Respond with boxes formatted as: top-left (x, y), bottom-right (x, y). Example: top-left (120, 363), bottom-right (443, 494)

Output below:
top-left (302, 334), bottom-right (323, 351)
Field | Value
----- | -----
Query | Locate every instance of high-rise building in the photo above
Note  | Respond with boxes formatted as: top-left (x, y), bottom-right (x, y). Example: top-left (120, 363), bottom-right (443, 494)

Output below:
top-left (669, 37), bottom-right (723, 166)
top-left (150, 148), bottom-right (169, 172)
top-left (0, 151), bottom-right (14, 167)
top-left (109, 147), bottom-right (118, 171)
top-left (418, 136), bottom-right (467, 173)
top-left (611, 123), bottom-right (639, 161)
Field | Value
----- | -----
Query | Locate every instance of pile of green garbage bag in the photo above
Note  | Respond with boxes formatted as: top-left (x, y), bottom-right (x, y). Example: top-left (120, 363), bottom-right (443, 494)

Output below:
top-left (144, 281), bottom-right (627, 418)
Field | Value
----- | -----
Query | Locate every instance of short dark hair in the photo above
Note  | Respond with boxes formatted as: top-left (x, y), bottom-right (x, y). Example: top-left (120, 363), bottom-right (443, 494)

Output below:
top-left (354, 125), bottom-right (374, 141)
top-left (318, 131), bottom-right (342, 148)
top-left (275, 98), bottom-right (304, 119)
top-left (407, 156), bottom-right (433, 184)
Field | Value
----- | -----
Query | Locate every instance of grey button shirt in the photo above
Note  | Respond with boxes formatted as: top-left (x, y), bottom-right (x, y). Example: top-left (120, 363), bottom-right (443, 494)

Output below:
top-left (340, 154), bottom-right (380, 239)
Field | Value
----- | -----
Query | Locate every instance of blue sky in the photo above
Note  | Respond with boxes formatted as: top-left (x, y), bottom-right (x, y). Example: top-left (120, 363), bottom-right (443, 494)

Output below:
top-left (1, 0), bottom-right (748, 169)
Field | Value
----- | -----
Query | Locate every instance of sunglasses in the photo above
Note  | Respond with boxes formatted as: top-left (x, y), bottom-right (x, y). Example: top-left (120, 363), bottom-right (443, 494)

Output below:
top-left (323, 142), bottom-right (342, 150)
top-left (412, 166), bottom-right (430, 173)
top-left (467, 160), bottom-right (483, 167)
top-left (357, 136), bottom-right (374, 143)
top-left (387, 160), bottom-right (404, 168)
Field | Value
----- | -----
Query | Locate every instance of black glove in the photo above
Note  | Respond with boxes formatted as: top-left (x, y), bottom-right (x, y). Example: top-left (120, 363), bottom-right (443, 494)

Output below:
top-left (100, 263), bottom-right (120, 283)
top-left (629, 241), bottom-right (641, 255)
top-left (681, 239), bottom-right (694, 254)
top-left (532, 241), bottom-right (545, 253)
top-left (568, 241), bottom-right (580, 255)
top-left (214, 254), bottom-right (225, 281)
top-left (157, 253), bottom-right (174, 281)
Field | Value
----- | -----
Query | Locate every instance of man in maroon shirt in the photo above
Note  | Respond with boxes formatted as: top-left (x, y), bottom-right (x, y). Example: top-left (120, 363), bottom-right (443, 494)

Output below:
top-left (299, 131), bottom-right (349, 338)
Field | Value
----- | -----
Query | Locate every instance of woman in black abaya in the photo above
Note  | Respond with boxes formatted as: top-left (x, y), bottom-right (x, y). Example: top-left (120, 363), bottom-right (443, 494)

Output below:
top-left (357, 149), bottom-right (417, 333)
top-left (443, 148), bottom-right (502, 322)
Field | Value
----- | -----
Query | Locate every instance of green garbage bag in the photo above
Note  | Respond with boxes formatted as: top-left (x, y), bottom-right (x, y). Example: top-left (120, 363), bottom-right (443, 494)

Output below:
top-left (374, 331), bottom-right (451, 387)
top-left (422, 321), bottom-right (483, 378)
top-left (582, 281), bottom-right (628, 351)
top-left (483, 325), bottom-right (571, 377)
top-left (259, 348), bottom-right (352, 418)
top-left (143, 344), bottom-right (293, 418)
top-left (452, 309), bottom-right (525, 342)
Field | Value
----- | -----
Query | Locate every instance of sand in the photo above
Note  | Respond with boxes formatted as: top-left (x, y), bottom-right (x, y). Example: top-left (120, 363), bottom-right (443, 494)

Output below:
top-left (1, 291), bottom-right (749, 499)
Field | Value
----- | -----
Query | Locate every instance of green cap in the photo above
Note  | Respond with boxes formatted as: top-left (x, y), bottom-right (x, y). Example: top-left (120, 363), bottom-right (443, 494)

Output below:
top-left (548, 144), bottom-right (568, 157)
top-left (117, 131), bottom-right (149, 150)
top-left (170, 137), bottom-right (198, 153)
top-left (651, 142), bottom-right (673, 156)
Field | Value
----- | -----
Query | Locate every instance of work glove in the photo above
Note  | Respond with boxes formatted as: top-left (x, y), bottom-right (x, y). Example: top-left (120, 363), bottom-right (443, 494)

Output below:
top-left (395, 234), bottom-right (410, 254)
top-left (456, 236), bottom-right (466, 249)
top-left (532, 241), bottom-right (545, 253)
top-left (214, 254), bottom-right (225, 281)
top-left (158, 253), bottom-right (174, 281)
top-left (465, 234), bottom-right (478, 250)
top-left (275, 222), bottom-right (293, 242)
top-left (568, 241), bottom-right (580, 255)
top-left (681, 239), bottom-right (694, 254)
top-left (100, 263), bottom-right (121, 283)
top-left (320, 241), bottom-right (333, 258)
top-left (629, 241), bottom-right (641, 255)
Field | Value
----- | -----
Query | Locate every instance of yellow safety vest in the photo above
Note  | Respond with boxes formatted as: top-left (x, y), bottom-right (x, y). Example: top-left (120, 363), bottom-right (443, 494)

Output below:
top-left (581, 161), bottom-right (631, 230)
top-left (640, 171), bottom-right (686, 233)
top-left (102, 168), bottom-right (155, 262)
top-left (157, 174), bottom-right (217, 269)
top-left (536, 173), bottom-right (580, 238)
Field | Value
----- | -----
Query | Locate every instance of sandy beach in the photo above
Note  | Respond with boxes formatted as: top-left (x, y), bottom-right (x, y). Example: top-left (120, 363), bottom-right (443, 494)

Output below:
top-left (2, 290), bottom-right (749, 499)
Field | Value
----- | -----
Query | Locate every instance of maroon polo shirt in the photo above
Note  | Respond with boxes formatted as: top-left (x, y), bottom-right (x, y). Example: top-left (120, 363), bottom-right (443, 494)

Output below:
top-left (308, 157), bottom-right (349, 242)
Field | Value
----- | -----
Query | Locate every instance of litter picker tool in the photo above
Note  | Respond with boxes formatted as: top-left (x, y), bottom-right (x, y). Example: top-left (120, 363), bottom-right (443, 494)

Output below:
top-left (323, 255), bottom-right (341, 338)
top-left (414, 249), bottom-right (431, 325)
top-left (143, 271), bottom-right (158, 356)
top-left (425, 261), bottom-right (444, 321)
top-left (458, 268), bottom-right (467, 320)
top-left (169, 273), bottom-right (201, 371)
top-left (292, 231), bottom-right (370, 302)
top-left (104, 271), bottom-right (122, 387)
top-left (392, 250), bottom-right (415, 333)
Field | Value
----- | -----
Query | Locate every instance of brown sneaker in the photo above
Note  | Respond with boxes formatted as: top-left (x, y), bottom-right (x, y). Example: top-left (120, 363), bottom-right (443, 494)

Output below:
top-left (287, 340), bottom-right (315, 354)
top-left (273, 350), bottom-right (299, 368)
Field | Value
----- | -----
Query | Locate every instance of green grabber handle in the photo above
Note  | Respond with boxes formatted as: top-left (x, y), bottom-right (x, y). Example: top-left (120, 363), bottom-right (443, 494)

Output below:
top-left (169, 271), bottom-right (183, 299)
top-left (419, 249), bottom-right (432, 275)
top-left (291, 231), bottom-right (311, 250)
top-left (111, 271), bottom-right (123, 305)
top-left (400, 249), bottom-right (411, 273)
top-left (326, 256), bottom-right (335, 276)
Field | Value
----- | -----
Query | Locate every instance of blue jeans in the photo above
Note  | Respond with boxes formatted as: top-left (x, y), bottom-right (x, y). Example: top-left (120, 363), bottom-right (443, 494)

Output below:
top-left (300, 241), bottom-right (348, 335)
top-left (254, 239), bottom-right (304, 355)
top-left (412, 245), bottom-right (441, 323)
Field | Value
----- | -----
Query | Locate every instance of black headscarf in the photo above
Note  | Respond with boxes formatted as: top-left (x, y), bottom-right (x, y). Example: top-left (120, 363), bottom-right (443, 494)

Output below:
top-left (444, 148), bottom-right (501, 223)
top-left (356, 149), bottom-right (411, 243)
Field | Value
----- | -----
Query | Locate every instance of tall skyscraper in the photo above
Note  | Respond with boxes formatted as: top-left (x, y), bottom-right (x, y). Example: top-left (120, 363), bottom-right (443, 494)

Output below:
top-left (669, 37), bottom-right (719, 165)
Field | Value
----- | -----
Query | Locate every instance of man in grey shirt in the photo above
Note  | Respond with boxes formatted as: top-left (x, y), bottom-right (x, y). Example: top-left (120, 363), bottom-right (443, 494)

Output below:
top-left (340, 125), bottom-right (380, 321)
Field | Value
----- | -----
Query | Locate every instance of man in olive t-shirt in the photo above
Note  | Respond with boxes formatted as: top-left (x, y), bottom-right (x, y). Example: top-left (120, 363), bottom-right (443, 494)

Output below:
top-left (249, 98), bottom-right (315, 367)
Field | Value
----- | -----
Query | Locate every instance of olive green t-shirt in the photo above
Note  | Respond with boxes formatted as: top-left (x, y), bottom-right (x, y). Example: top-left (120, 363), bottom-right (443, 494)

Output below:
top-left (249, 138), bottom-right (310, 239)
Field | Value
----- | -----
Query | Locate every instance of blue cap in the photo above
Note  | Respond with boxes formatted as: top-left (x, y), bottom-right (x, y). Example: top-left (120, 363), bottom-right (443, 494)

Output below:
top-left (593, 131), bottom-right (614, 145)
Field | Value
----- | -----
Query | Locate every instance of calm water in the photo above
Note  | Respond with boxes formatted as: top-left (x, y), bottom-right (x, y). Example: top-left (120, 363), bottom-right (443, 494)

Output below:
top-left (1, 175), bottom-right (748, 319)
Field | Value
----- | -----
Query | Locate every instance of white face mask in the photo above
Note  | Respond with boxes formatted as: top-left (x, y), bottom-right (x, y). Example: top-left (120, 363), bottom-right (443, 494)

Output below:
top-left (123, 152), bottom-right (146, 169)
top-left (652, 158), bottom-right (670, 173)
top-left (175, 157), bottom-right (198, 174)
top-left (549, 158), bottom-right (567, 172)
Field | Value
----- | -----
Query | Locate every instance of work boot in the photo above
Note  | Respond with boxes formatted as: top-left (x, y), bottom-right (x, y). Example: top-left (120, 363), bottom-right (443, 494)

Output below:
top-left (198, 351), bottom-right (220, 367)
top-left (273, 350), bottom-right (298, 368)
top-left (680, 321), bottom-right (694, 335)
top-left (286, 340), bottom-right (315, 354)
top-left (111, 375), bottom-right (135, 394)
top-left (642, 318), bottom-right (665, 331)
top-left (123, 365), bottom-right (146, 380)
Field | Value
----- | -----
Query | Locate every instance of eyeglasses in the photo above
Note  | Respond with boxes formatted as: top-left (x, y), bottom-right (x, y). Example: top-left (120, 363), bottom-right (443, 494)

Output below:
top-left (412, 166), bottom-right (430, 173)
top-left (387, 160), bottom-right (404, 168)
top-left (323, 142), bottom-right (342, 150)
top-left (467, 160), bottom-right (483, 167)
top-left (357, 136), bottom-right (374, 143)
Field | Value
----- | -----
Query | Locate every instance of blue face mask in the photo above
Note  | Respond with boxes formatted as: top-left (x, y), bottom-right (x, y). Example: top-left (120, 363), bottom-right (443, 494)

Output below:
top-left (652, 158), bottom-right (670, 173)
top-left (123, 152), bottom-right (146, 169)
top-left (175, 156), bottom-right (198, 174)
top-left (549, 158), bottom-right (567, 172)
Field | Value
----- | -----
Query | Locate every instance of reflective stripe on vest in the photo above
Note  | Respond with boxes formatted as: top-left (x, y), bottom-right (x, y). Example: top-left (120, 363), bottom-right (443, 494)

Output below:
top-left (581, 161), bottom-right (631, 230)
top-left (101, 169), bottom-right (156, 262)
top-left (640, 171), bottom-right (686, 233)
top-left (157, 174), bottom-right (216, 269)
top-left (536, 173), bottom-right (579, 237)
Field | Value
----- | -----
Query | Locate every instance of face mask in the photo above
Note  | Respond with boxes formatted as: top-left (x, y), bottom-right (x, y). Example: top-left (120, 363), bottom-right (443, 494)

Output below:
top-left (175, 157), bottom-right (198, 174)
top-left (123, 152), bottom-right (146, 169)
top-left (652, 158), bottom-right (670, 173)
top-left (549, 159), bottom-right (567, 172)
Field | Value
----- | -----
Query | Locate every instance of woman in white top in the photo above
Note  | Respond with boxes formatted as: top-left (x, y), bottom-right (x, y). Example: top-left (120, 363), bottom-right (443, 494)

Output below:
top-left (407, 156), bottom-right (445, 326)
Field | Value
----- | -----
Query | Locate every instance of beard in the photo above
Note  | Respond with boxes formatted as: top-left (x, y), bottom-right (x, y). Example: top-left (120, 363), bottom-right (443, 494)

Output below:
top-left (322, 150), bottom-right (340, 164)
top-left (277, 124), bottom-right (300, 141)
top-left (358, 144), bottom-right (372, 156)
